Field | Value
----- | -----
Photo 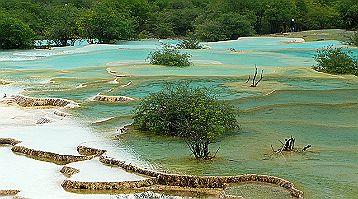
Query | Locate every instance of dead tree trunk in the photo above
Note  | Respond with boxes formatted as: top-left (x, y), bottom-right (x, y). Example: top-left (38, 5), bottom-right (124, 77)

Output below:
top-left (251, 65), bottom-right (258, 87)
top-left (247, 65), bottom-right (264, 87)
top-left (254, 69), bottom-right (264, 87)
top-left (271, 136), bottom-right (310, 153)
top-left (245, 75), bottom-right (251, 83)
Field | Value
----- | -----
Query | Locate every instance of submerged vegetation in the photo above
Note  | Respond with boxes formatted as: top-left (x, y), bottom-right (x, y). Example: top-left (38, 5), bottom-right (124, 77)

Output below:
top-left (147, 44), bottom-right (191, 67)
top-left (313, 45), bottom-right (358, 76)
top-left (0, 0), bottom-right (358, 48)
top-left (133, 84), bottom-right (239, 159)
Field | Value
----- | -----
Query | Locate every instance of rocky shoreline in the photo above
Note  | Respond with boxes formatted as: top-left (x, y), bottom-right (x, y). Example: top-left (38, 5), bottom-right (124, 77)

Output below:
top-left (1, 137), bottom-right (303, 198)
top-left (93, 94), bottom-right (135, 102)
top-left (1, 95), bottom-right (80, 108)
top-left (0, 138), bottom-right (21, 146)
top-left (0, 189), bottom-right (20, 196)
top-left (11, 145), bottom-right (93, 165)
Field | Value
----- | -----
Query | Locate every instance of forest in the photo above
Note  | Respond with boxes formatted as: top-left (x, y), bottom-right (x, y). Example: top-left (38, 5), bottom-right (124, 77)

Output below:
top-left (0, 0), bottom-right (357, 47)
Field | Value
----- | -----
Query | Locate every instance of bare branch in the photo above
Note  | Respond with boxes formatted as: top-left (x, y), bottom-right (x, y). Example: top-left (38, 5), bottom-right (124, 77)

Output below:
top-left (251, 65), bottom-right (258, 87)
top-left (255, 69), bottom-right (264, 86)
top-left (271, 145), bottom-right (277, 152)
top-left (302, 145), bottom-right (311, 151)
top-left (278, 140), bottom-right (284, 146)
top-left (184, 139), bottom-right (195, 154)
top-left (213, 147), bottom-right (221, 158)
top-left (245, 75), bottom-right (251, 83)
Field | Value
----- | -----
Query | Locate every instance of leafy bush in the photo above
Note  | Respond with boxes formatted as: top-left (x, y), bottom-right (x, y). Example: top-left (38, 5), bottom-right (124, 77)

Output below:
top-left (147, 44), bottom-right (191, 67)
top-left (345, 31), bottom-right (358, 46)
top-left (178, 38), bottom-right (203, 49)
top-left (0, 17), bottom-right (34, 49)
top-left (133, 83), bottom-right (239, 159)
top-left (313, 45), bottom-right (358, 75)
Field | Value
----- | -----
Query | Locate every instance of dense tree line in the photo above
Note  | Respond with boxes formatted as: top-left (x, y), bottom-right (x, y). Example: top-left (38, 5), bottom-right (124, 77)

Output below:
top-left (0, 0), bottom-right (357, 48)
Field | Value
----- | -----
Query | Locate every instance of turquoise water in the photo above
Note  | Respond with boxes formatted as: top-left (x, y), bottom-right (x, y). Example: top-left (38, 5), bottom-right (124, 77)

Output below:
top-left (225, 182), bottom-right (294, 199)
top-left (1, 37), bottom-right (358, 198)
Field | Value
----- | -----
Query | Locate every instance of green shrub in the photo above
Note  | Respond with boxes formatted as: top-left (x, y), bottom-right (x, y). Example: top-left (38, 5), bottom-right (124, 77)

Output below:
top-left (133, 83), bottom-right (239, 159)
top-left (178, 38), bottom-right (203, 49)
top-left (313, 45), bottom-right (358, 75)
top-left (345, 31), bottom-right (358, 46)
top-left (147, 44), bottom-right (191, 67)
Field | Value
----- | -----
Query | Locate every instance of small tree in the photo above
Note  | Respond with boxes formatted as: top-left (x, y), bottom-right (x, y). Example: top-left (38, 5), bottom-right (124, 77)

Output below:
top-left (147, 44), bottom-right (192, 67)
top-left (178, 38), bottom-right (203, 49)
top-left (133, 83), bottom-right (239, 160)
top-left (313, 45), bottom-right (358, 76)
top-left (0, 17), bottom-right (34, 49)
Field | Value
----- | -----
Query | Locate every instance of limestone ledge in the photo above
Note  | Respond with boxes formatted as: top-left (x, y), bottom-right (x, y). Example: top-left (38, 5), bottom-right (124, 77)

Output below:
top-left (93, 95), bottom-right (135, 103)
top-left (224, 195), bottom-right (244, 199)
top-left (0, 190), bottom-right (20, 196)
top-left (54, 110), bottom-right (71, 117)
top-left (8, 95), bottom-right (80, 108)
top-left (2, 139), bottom-right (302, 198)
top-left (0, 138), bottom-right (22, 146)
top-left (36, 117), bottom-right (51, 125)
top-left (77, 145), bottom-right (106, 156)
top-left (62, 178), bottom-right (157, 190)
top-left (60, 166), bottom-right (80, 178)
top-left (62, 182), bottom-right (241, 199)
top-left (11, 146), bottom-right (93, 165)
top-left (99, 156), bottom-right (304, 198)
top-left (0, 79), bottom-right (11, 85)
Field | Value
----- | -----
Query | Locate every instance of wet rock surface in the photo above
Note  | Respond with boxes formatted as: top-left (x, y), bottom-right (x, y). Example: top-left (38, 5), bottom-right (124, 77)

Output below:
top-left (0, 135), bottom-right (303, 198)
top-left (94, 155), bottom-right (303, 198)
top-left (62, 178), bottom-right (157, 190)
top-left (0, 79), bottom-right (10, 85)
top-left (0, 138), bottom-right (21, 146)
top-left (77, 146), bottom-right (106, 156)
top-left (54, 110), bottom-right (71, 117)
top-left (9, 95), bottom-right (79, 108)
top-left (93, 95), bottom-right (135, 102)
top-left (60, 166), bottom-right (80, 178)
top-left (36, 117), bottom-right (51, 125)
top-left (11, 145), bottom-right (93, 165)
top-left (0, 190), bottom-right (20, 196)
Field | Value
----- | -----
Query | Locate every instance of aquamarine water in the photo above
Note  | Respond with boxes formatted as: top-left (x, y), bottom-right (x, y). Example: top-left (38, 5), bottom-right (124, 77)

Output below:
top-left (1, 37), bottom-right (358, 199)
